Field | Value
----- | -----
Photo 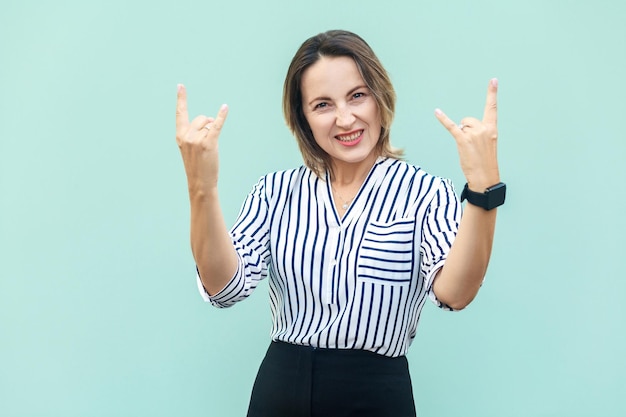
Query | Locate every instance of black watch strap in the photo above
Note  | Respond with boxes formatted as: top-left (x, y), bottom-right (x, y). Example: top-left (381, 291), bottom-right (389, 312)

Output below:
top-left (460, 182), bottom-right (506, 210)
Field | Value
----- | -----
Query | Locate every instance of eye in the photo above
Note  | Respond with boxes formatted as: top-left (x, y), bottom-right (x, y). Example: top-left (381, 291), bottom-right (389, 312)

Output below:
top-left (352, 91), bottom-right (366, 100)
top-left (314, 102), bottom-right (328, 110)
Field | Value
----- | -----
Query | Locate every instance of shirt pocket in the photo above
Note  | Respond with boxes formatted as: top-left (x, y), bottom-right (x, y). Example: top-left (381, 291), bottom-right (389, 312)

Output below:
top-left (357, 218), bottom-right (416, 285)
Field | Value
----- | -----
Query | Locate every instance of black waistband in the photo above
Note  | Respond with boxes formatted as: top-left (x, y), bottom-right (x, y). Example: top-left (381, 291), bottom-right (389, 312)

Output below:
top-left (268, 340), bottom-right (407, 367)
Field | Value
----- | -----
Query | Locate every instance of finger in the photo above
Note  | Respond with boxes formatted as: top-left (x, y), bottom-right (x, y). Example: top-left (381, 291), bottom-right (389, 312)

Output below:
top-left (482, 78), bottom-right (498, 125)
top-left (200, 117), bottom-right (215, 133)
top-left (459, 117), bottom-right (481, 129)
top-left (434, 108), bottom-right (463, 139)
top-left (190, 115), bottom-right (213, 131)
top-left (176, 84), bottom-right (190, 131)
top-left (211, 104), bottom-right (229, 132)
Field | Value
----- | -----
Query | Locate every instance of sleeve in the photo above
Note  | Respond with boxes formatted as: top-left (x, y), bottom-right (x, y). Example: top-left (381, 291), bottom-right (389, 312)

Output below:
top-left (419, 178), bottom-right (462, 311)
top-left (197, 176), bottom-right (272, 308)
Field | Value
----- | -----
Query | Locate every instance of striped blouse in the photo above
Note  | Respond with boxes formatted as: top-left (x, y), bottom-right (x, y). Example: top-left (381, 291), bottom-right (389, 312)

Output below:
top-left (197, 157), bottom-right (462, 357)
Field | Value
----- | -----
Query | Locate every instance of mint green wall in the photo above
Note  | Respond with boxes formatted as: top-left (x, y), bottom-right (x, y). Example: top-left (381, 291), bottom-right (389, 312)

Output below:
top-left (1, 1), bottom-right (624, 416)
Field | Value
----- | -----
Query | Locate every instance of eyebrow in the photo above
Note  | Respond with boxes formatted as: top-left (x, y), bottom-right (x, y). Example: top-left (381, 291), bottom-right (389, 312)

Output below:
top-left (307, 85), bottom-right (368, 106)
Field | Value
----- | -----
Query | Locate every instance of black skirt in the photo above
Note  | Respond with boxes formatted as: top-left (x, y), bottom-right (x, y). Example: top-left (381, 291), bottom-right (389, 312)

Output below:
top-left (247, 341), bottom-right (417, 417)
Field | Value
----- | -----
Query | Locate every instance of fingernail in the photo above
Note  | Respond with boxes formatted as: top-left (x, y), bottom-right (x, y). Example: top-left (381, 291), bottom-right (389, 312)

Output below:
top-left (221, 104), bottom-right (228, 111)
top-left (491, 78), bottom-right (498, 87)
top-left (177, 83), bottom-right (183, 92)
top-left (434, 108), bottom-right (442, 115)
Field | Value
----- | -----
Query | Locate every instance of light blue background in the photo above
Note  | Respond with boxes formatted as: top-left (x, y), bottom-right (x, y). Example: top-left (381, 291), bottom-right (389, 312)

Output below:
top-left (1, 0), bottom-right (624, 416)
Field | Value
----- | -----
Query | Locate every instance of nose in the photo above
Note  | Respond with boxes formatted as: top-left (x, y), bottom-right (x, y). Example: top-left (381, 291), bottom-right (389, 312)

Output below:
top-left (335, 105), bottom-right (355, 129)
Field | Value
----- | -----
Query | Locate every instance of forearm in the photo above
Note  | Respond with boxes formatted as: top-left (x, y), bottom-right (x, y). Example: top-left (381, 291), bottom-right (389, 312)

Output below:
top-left (189, 187), bottom-right (238, 296)
top-left (431, 78), bottom-right (502, 310)
top-left (432, 204), bottom-right (497, 310)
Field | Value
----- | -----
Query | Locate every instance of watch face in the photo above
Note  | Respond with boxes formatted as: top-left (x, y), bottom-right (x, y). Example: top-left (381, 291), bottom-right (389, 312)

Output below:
top-left (485, 183), bottom-right (506, 210)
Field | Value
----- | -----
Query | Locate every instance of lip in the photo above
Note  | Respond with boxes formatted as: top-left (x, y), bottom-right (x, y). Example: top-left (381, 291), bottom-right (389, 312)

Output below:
top-left (334, 129), bottom-right (363, 147)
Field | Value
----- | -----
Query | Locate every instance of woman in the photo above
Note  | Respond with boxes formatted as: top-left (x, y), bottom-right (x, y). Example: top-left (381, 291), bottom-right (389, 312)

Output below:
top-left (175, 30), bottom-right (504, 417)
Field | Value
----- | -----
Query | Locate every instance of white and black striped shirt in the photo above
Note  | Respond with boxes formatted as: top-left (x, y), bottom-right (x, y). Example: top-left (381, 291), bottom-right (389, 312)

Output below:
top-left (198, 157), bottom-right (461, 357)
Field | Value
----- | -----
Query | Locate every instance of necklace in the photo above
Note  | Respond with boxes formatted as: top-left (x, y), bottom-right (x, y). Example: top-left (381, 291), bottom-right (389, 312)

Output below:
top-left (331, 185), bottom-right (355, 210)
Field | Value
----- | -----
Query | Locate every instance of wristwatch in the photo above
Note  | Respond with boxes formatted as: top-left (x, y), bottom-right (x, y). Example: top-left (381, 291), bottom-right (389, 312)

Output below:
top-left (460, 182), bottom-right (506, 210)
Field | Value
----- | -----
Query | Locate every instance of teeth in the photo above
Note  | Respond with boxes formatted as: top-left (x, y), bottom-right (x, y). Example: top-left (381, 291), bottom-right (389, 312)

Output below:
top-left (336, 130), bottom-right (362, 142)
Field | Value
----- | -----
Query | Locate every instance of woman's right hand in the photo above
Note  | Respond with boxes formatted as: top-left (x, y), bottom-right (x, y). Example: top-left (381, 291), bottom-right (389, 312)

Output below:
top-left (175, 84), bottom-right (229, 196)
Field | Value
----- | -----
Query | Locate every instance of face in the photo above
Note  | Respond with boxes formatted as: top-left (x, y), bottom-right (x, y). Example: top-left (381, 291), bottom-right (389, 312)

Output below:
top-left (301, 56), bottom-right (382, 172)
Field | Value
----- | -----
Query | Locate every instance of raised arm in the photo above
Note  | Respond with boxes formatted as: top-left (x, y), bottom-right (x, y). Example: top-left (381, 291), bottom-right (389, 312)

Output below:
top-left (432, 78), bottom-right (502, 310)
top-left (175, 84), bottom-right (238, 295)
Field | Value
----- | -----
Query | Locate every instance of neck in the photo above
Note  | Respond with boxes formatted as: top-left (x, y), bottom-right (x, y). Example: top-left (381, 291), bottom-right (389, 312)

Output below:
top-left (330, 154), bottom-right (379, 187)
top-left (329, 155), bottom-right (379, 217)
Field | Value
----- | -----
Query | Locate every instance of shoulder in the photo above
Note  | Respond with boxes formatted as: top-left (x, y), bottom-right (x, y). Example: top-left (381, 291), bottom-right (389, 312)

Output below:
top-left (261, 165), bottom-right (311, 185)
top-left (377, 157), bottom-right (444, 186)
top-left (378, 158), bottom-right (457, 204)
top-left (256, 165), bottom-right (317, 197)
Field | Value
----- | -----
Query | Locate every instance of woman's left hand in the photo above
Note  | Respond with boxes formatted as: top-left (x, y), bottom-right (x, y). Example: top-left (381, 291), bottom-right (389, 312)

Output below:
top-left (435, 78), bottom-right (500, 191)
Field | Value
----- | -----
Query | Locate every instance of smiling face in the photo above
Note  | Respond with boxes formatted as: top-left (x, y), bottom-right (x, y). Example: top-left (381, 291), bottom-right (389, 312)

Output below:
top-left (300, 56), bottom-right (382, 174)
